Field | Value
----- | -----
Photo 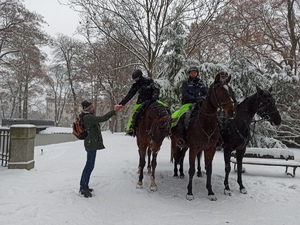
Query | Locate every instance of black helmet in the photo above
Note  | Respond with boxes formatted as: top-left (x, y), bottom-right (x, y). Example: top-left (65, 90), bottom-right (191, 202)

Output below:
top-left (187, 66), bottom-right (199, 74)
top-left (132, 69), bottom-right (143, 79)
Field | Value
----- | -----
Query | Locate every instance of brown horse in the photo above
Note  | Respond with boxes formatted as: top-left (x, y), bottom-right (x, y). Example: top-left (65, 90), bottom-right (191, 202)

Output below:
top-left (171, 75), bottom-right (236, 200)
top-left (135, 100), bottom-right (171, 191)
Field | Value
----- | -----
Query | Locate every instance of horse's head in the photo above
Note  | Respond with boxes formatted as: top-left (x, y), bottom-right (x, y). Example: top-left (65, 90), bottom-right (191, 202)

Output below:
top-left (210, 76), bottom-right (236, 119)
top-left (216, 72), bottom-right (232, 84)
top-left (255, 86), bottom-right (281, 126)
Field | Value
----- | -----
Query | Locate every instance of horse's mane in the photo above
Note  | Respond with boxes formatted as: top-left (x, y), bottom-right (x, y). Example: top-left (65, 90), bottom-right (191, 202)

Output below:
top-left (236, 92), bottom-right (257, 110)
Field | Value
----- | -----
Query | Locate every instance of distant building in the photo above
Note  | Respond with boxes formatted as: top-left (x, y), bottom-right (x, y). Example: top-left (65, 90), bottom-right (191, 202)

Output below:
top-left (45, 97), bottom-right (74, 127)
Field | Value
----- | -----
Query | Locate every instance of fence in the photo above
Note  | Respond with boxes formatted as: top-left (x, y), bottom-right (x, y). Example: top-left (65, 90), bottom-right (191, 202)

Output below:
top-left (0, 128), bottom-right (10, 167)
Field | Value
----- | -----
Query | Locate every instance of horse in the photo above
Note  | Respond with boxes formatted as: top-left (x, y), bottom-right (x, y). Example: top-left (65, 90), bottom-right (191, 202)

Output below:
top-left (222, 86), bottom-right (281, 195)
top-left (135, 100), bottom-right (172, 191)
top-left (171, 75), bottom-right (236, 201)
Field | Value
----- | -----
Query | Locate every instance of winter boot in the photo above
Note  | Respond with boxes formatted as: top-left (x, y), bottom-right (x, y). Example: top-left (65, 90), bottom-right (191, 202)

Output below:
top-left (79, 189), bottom-right (92, 198)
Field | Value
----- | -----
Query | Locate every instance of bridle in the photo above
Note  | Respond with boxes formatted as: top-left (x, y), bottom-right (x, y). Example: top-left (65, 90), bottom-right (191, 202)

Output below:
top-left (212, 83), bottom-right (234, 108)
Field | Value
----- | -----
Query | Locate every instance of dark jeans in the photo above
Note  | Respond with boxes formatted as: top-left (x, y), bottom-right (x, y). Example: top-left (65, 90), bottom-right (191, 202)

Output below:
top-left (80, 150), bottom-right (97, 190)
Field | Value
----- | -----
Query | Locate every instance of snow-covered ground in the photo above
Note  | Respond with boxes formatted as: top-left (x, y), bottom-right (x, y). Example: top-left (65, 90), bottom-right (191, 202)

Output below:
top-left (1, 128), bottom-right (300, 225)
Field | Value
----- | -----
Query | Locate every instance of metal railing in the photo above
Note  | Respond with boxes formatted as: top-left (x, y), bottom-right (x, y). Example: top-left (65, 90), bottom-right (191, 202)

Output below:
top-left (0, 128), bottom-right (10, 167)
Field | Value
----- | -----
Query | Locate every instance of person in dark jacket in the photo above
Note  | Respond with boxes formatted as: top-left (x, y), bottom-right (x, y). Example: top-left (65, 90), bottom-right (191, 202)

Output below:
top-left (181, 66), bottom-right (208, 105)
top-left (79, 100), bottom-right (123, 198)
top-left (119, 69), bottom-right (160, 136)
top-left (172, 65), bottom-right (208, 148)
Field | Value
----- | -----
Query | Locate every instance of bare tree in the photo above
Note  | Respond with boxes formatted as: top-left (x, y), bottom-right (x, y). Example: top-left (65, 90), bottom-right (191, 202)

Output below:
top-left (52, 34), bottom-right (85, 118)
top-left (77, 23), bottom-right (136, 131)
top-left (68, 0), bottom-right (225, 78)
top-left (44, 64), bottom-right (71, 126)
top-left (0, 0), bottom-right (48, 119)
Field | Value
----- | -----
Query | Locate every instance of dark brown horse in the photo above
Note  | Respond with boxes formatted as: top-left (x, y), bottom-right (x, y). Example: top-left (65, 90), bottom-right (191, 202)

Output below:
top-left (222, 86), bottom-right (281, 195)
top-left (135, 100), bottom-right (171, 191)
top-left (171, 75), bottom-right (236, 200)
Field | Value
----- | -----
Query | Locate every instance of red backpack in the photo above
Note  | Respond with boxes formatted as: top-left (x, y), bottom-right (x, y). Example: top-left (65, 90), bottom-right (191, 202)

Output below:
top-left (72, 115), bottom-right (88, 140)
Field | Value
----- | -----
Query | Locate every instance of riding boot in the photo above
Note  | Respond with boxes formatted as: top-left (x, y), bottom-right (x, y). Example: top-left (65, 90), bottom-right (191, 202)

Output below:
top-left (126, 127), bottom-right (134, 136)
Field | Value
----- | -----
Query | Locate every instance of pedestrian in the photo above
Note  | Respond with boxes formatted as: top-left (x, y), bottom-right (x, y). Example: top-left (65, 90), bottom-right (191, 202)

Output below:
top-left (172, 65), bottom-right (208, 147)
top-left (79, 100), bottom-right (123, 198)
top-left (119, 69), bottom-right (160, 136)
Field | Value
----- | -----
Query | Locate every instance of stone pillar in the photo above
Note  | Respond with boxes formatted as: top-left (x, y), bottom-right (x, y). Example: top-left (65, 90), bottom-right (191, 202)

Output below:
top-left (8, 125), bottom-right (36, 170)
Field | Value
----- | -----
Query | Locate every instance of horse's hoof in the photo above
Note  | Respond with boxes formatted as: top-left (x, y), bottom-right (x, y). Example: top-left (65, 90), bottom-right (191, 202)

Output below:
top-left (147, 168), bottom-right (151, 175)
top-left (173, 175), bottom-right (179, 179)
top-left (186, 194), bottom-right (194, 201)
top-left (197, 172), bottom-right (203, 177)
top-left (180, 174), bottom-right (185, 179)
top-left (136, 181), bottom-right (143, 189)
top-left (208, 195), bottom-right (217, 201)
top-left (150, 185), bottom-right (157, 191)
top-left (224, 189), bottom-right (232, 196)
top-left (240, 188), bottom-right (247, 194)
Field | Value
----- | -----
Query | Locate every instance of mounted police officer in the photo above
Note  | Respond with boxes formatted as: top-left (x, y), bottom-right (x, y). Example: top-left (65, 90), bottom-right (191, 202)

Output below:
top-left (172, 65), bottom-right (208, 148)
top-left (119, 69), bottom-right (160, 136)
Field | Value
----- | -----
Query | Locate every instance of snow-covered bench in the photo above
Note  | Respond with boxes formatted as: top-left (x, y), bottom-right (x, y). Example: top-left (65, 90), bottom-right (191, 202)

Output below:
top-left (230, 148), bottom-right (300, 177)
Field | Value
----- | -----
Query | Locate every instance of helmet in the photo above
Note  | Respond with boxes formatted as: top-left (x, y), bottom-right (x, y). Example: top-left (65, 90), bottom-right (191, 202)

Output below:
top-left (187, 66), bottom-right (199, 74)
top-left (132, 69), bottom-right (143, 79)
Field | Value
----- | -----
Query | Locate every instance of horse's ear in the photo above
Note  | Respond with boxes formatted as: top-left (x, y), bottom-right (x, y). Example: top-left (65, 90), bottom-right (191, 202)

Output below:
top-left (214, 73), bottom-right (221, 84)
top-left (227, 75), bottom-right (232, 83)
top-left (268, 86), bottom-right (272, 93)
top-left (256, 85), bottom-right (262, 92)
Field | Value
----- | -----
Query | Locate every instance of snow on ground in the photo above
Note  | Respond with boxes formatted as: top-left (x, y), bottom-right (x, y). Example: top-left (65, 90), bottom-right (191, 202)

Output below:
top-left (1, 129), bottom-right (300, 225)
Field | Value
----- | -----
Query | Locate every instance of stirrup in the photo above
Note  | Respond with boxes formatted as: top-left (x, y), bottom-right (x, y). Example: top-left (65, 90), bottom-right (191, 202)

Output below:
top-left (126, 128), bottom-right (134, 136)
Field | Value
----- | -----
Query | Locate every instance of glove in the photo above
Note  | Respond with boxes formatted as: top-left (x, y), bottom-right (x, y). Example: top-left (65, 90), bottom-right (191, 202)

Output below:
top-left (152, 95), bottom-right (158, 101)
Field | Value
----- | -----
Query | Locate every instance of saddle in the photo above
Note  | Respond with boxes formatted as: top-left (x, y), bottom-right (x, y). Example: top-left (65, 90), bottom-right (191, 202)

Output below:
top-left (184, 101), bottom-right (203, 128)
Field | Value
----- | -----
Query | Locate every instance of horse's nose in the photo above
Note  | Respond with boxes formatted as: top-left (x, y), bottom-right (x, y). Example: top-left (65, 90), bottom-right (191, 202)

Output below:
top-left (271, 115), bottom-right (281, 126)
top-left (227, 110), bottom-right (236, 119)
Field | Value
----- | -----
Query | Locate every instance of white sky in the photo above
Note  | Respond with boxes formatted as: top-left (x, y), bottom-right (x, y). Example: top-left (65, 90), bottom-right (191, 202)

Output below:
top-left (23, 0), bottom-right (80, 38)
top-left (1, 128), bottom-right (300, 225)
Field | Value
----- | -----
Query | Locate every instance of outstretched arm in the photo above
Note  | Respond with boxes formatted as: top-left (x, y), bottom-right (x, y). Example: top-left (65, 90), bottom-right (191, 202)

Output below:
top-left (119, 84), bottom-right (138, 106)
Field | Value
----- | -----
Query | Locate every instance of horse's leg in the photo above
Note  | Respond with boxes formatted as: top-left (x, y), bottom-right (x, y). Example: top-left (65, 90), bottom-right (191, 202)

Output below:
top-left (196, 151), bottom-right (203, 177)
top-left (147, 147), bottom-right (151, 175)
top-left (173, 147), bottom-right (187, 178)
top-left (174, 156), bottom-right (184, 178)
top-left (179, 147), bottom-right (188, 178)
top-left (171, 134), bottom-right (179, 177)
top-left (223, 148), bottom-right (232, 195)
top-left (236, 148), bottom-right (247, 194)
top-left (186, 148), bottom-right (197, 200)
top-left (136, 146), bottom-right (147, 189)
top-left (173, 158), bottom-right (179, 178)
top-left (179, 156), bottom-right (185, 178)
top-left (137, 151), bottom-right (141, 174)
top-left (150, 151), bottom-right (158, 191)
top-left (204, 148), bottom-right (217, 201)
